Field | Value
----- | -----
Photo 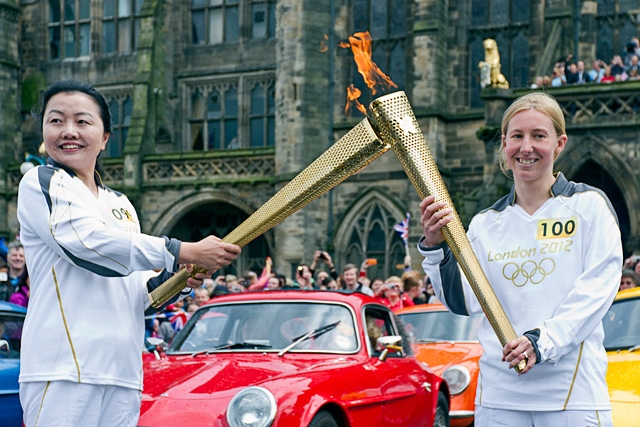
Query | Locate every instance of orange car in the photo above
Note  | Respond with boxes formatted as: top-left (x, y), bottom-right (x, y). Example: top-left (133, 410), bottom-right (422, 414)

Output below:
top-left (397, 304), bottom-right (483, 427)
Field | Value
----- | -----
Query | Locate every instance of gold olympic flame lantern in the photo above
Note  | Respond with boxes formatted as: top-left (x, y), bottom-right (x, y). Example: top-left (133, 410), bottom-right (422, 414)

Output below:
top-left (149, 118), bottom-right (389, 308)
top-left (369, 91), bottom-right (525, 372)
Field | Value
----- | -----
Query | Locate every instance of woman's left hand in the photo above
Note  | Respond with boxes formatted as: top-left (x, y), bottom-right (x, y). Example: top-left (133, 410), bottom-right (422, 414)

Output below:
top-left (180, 264), bottom-right (216, 289)
top-left (502, 336), bottom-right (536, 374)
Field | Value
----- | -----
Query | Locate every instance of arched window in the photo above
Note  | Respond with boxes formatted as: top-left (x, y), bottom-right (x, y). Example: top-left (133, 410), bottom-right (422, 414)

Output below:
top-left (343, 200), bottom-right (405, 279)
top-left (49, 0), bottom-right (91, 59)
top-left (192, 0), bottom-right (239, 45)
top-left (189, 84), bottom-right (239, 151)
top-left (103, 0), bottom-right (144, 54)
top-left (168, 202), bottom-right (271, 276)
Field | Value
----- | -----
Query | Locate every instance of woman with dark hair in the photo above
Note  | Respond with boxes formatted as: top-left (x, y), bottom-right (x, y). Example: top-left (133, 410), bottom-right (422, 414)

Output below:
top-left (17, 80), bottom-right (241, 426)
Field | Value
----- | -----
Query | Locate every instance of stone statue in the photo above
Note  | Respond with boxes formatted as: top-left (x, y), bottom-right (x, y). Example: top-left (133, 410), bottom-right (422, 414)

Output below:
top-left (478, 38), bottom-right (509, 89)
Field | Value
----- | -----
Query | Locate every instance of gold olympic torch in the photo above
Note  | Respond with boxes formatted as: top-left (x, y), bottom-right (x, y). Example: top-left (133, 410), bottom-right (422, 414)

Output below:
top-left (369, 91), bottom-right (526, 372)
top-left (149, 118), bottom-right (389, 308)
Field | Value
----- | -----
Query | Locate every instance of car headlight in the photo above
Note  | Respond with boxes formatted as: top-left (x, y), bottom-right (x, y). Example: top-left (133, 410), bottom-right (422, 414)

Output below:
top-left (226, 386), bottom-right (277, 427)
top-left (442, 365), bottom-right (471, 395)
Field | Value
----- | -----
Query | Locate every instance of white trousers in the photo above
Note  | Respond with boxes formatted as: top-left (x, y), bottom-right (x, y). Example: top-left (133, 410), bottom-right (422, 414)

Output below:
top-left (475, 405), bottom-right (613, 427)
top-left (20, 381), bottom-right (141, 427)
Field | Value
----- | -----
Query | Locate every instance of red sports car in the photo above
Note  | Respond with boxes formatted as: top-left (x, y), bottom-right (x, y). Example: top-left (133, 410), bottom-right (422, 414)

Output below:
top-left (139, 291), bottom-right (450, 427)
top-left (396, 304), bottom-right (483, 427)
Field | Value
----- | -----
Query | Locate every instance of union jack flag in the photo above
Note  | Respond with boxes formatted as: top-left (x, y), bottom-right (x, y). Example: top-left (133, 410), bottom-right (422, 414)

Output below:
top-left (393, 212), bottom-right (411, 246)
top-left (169, 311), bottom-right (188, 332)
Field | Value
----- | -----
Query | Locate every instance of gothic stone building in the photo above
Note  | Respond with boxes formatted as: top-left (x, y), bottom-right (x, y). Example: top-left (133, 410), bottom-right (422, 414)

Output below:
top-left (1, 0), bottom-right (639, 279)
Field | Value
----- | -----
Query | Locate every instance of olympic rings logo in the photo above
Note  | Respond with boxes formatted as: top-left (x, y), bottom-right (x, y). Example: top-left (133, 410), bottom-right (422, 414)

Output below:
top-left (502, 258), bottom-right (556, 287)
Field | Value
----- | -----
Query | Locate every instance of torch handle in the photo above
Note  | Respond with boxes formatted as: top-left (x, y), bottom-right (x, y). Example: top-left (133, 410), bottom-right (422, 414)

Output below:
top-left (149, 118), bottom-right (388, 309)
top-left (369, 91), bottom-right (526, 372)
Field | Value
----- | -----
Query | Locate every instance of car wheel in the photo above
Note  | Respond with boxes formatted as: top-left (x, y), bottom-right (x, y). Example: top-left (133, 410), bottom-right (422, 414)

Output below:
top-left (308, 410), bottom-right (339, 427)
top-left (433, 392), bottom-right (450, 427)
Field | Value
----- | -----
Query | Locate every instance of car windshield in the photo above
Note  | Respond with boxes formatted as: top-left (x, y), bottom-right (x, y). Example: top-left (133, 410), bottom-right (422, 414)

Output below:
top-left (398, 310), bottom-right (483, 342)
top-left (169, 301), bottom-right (359, 354)
top-left (603, 296), bottom-right (640, 351)
top-left (0, 311), bottom-right (25, 359)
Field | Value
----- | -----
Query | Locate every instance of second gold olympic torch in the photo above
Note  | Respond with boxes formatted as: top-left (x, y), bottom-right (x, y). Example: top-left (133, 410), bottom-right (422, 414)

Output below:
top-left (149, 118), bottom-right (389, 308)
top-left (369, 91), bottom-right (526, 372)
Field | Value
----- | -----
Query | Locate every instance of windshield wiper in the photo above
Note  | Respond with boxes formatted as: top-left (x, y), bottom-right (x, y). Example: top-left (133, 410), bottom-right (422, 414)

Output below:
top-left (214, 341), bottom-right (273, 351)
top-left (190, 341), bottom-right (273, 357)
top-left (278, 321), bottom-right (341, 357)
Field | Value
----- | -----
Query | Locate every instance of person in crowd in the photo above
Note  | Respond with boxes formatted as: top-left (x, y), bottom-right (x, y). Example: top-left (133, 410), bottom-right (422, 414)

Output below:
top-left (9, 270), bottom-right (29, 308)
top-left (369, 277), bottom-right (384, 295)
top-left (0, 259), bottom-right (11, 302)
top-left (418, 92), bottom-right (621, 426)
top-left (566, 60), bottom-right (591, 84)
top-left (340, 263), bottom-right (374, 296)
top-left (295, 263), bottom-right (314, 289)
top-left (619, 269), bottom-right (639, 291)
top-left (600, 65), bottom-right (616, 83)
top-left (625, 55), bottom-right (640, 79)
top-left (309, 250), bottom-right (339, 281)
top-left (588, 59), bottom-right (606, 83)
top-left (194, 287), bottom-right (211, 306)
top-left (530, 75), bottom-right (544, 89)
top-left (402, 270), bottom-right (427, 305)
top-left (16, 80), bottom-right (241, 427)
top-left (424, 276), bottom-right (440, 304)
top-left (320, 276), bottom-right (340, 291)
top-left (186, 302), bottom-right (199, 315)
top-left (6, 241), bottom-right (27, 291)
top-left (225, 274), bottom-right (245, 293)
top-left (610, 55), bottom-right (626, 79)
top-left (266, 274), bottom-right (285, 290)
top-left (377, 276), bottom-right (414, 311)
top-left (550, 63), bottom-right (566, 87)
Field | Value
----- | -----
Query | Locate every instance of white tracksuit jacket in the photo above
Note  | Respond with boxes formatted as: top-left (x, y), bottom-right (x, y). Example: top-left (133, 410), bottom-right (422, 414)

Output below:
top-left (17, 160), bottom-right (182, 390)
top-left (419, 173), bottom-right (622, 411)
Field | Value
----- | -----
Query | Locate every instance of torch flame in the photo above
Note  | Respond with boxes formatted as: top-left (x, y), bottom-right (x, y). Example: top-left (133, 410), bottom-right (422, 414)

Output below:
top-left (341, 31), bottom-right (397, 116)
top-left (344, 31), bottom-right (397, 95)
top-left (345, 84), bottom-right (367, 116)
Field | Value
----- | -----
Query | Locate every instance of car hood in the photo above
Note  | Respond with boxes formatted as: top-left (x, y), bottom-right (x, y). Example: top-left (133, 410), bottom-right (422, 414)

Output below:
top-left (143, 352), bottom-right (361, 400)
top-left (412, 342), bottom-right (481, 375)
top-left (607, 350), bottom-right (640, 427)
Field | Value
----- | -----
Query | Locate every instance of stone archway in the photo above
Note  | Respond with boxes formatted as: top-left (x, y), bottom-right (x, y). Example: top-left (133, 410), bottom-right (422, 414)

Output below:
top-left (557, 135), bottom-right (639, 254)
top-left (334, 188), bottom-right (408, 279)
top-left (150, 189), bottom-right (273, 276)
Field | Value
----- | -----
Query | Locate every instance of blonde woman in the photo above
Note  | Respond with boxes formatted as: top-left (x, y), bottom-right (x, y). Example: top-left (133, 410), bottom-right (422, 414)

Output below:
top-left (418, 92), bottom-right (621, 426)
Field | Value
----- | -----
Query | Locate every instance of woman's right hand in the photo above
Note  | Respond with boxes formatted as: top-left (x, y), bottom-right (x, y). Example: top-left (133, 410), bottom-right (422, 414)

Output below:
top-left (178, 236), bottom-right (241, 270)
top-left (419, 195), bottom-right (453, 247)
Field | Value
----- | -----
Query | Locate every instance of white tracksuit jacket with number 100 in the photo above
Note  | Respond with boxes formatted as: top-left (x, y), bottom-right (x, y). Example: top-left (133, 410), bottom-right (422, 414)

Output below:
top-left (419, 173), bottom-right (622, 411)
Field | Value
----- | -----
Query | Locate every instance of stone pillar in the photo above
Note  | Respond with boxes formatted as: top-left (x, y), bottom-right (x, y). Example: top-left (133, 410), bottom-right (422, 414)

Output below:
top-left (275, 0), bottom-right (333, 274)
top-left (0, 0), bottom-right (20, 238)
top-left (412, 0), bottom-right (447, 109)
top-left (123, 0), bottom-right (165, 210)
top-left (579, 1), bottom-right (597, 63)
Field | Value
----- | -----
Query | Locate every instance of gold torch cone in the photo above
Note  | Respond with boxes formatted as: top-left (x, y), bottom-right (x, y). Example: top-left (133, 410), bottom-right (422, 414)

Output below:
top-left (149, 118), bottom-right (389, 308)
top-left (369, 91), bottom-right (526, 372)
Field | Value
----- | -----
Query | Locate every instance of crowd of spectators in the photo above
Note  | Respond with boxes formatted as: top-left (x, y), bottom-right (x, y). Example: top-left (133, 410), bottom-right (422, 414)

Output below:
top-left (147, 249), bottom-right (441, 344)
top-left (530, 38), bottom-right (640, 89)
